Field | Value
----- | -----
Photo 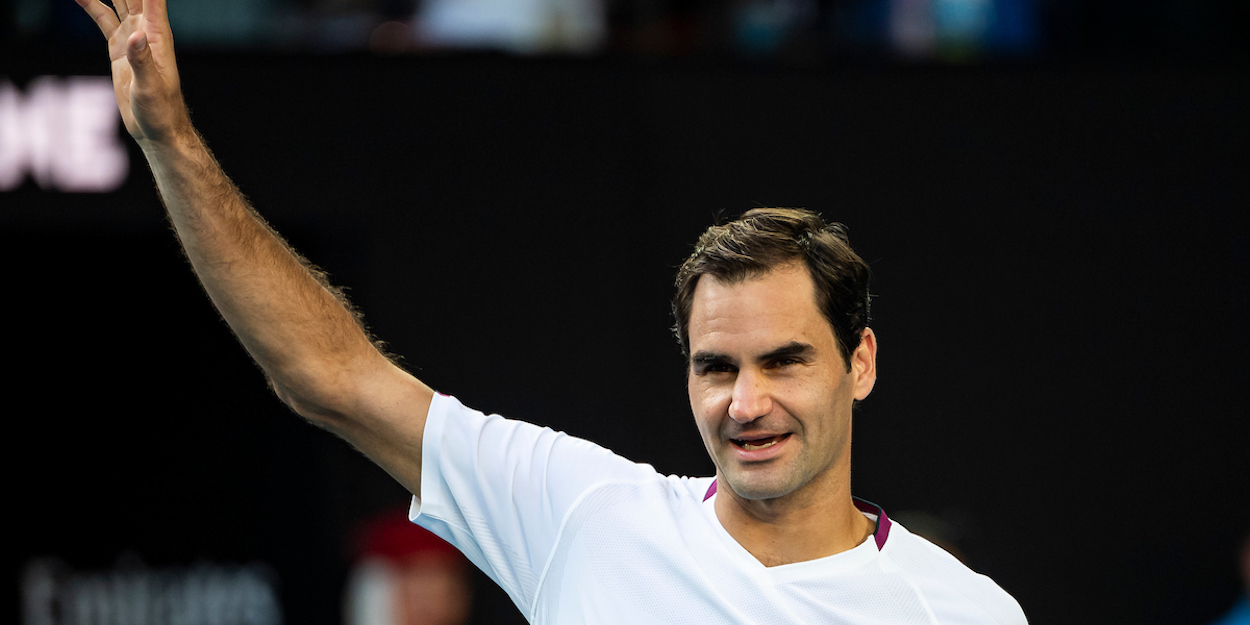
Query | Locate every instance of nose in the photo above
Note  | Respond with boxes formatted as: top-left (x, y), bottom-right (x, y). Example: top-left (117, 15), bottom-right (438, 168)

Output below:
top-left (728, 369), bottom-right (772, 423)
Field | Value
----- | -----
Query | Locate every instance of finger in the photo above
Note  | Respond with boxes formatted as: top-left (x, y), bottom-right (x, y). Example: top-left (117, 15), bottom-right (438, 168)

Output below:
top-left (75, 0), bottom-right (121, 37)
top-left (126, 30), bottom-right (152, 71)
top-left (129, 0), bottom-right (144, 17)
top-left (145, 0), bottom-right (166, 26)
top-left (113, 0), bottom-right (128, 21)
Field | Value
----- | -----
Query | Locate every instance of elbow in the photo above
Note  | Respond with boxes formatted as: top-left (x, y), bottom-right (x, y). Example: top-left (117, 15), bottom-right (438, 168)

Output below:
top-left (268, 375), bottom-right (351, 431)
top-left (265, 351), bottom-right (391, 432)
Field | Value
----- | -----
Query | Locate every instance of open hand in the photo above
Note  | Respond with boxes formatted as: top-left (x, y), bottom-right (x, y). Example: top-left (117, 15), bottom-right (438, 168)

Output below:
top-left (75, 0), bottom-right (190, 144)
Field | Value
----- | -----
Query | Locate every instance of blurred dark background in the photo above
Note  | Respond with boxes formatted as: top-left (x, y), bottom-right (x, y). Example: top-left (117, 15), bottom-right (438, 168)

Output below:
top-left (3, 1), bottom-right (1249, 624)
top-left (5, 0), bottom-right (1249, 63)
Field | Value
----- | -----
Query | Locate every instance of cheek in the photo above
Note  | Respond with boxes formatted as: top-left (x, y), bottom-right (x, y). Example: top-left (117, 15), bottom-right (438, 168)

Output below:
top-left (689, 376), bottom-right (730, 404)
top-left (778, 376), bottom-right (845, 428)
top-left (688, 380), bottom-right (727, 431)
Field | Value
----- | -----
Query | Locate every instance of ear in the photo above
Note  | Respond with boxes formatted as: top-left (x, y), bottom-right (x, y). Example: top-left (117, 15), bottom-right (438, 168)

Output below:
top-left (851, 328), bottom-right (877, 401)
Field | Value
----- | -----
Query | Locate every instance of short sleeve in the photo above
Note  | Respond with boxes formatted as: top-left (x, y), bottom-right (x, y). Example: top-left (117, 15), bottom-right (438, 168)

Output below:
top-left (410, 393), bottom-right (657, 615)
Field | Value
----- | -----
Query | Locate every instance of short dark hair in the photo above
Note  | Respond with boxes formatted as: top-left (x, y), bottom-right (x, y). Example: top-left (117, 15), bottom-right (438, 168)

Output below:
top-left (671, 208), bottom-right (872, 371)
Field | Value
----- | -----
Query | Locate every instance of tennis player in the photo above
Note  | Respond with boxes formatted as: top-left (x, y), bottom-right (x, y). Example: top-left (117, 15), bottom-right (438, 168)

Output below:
top-left (74, 0), bottom-right (1028, 621)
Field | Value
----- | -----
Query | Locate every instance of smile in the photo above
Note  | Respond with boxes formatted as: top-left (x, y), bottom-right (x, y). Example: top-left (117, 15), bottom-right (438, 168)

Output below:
top-left (731, 434), bottom-right (791, 451)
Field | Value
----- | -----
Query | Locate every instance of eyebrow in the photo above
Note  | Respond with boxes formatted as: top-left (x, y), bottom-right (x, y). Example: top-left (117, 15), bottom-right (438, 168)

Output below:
top-left (760, 341), bottom-right (816, 363)
top-left (691, 341), bottom-right (816, 367)
top-left (691, 351), bottom-right (731, 367)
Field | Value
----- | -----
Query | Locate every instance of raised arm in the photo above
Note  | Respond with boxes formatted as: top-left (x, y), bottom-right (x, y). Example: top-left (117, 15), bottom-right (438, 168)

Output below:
top-left (75, 0), bottom-right (433, 496)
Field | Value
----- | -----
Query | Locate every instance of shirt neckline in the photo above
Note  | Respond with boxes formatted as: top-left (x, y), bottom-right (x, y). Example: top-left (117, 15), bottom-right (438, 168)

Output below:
top-left (702, 479), bottom-right (893, 551)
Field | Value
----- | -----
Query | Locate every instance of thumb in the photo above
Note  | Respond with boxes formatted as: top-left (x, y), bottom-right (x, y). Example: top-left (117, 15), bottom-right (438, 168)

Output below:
top-left (126, 30), bottom-right (153, 70)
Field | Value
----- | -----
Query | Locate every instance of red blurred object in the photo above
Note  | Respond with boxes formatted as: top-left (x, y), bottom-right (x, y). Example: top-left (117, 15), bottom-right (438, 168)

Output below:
top-left (345, 508), bottom-right (472, 625)
top-left (352, 507), bottom-right (464, 566)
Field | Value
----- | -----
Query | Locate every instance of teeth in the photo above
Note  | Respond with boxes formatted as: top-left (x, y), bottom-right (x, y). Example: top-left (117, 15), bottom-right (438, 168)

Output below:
top-left (741, 440), bottom-right (778, 451)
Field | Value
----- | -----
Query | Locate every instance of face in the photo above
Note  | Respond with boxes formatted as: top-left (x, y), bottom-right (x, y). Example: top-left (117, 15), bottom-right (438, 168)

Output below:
top-left (686, 264), bottom-right (876, 504)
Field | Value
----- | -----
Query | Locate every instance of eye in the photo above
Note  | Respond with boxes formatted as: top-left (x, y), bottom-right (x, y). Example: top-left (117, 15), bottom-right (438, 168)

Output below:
top-left (694, 361), bottom-right (736, 376)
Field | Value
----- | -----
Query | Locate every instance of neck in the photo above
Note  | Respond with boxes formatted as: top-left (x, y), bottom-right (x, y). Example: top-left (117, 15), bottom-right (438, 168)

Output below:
top-left (713, 471), bottom-right (874, 567)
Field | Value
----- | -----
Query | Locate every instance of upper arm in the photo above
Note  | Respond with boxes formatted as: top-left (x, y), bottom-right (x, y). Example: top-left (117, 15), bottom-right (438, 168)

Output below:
top-left (283, 354), bottom-right (434, 498)
top-left (413, 397), bottom-right (660, 613)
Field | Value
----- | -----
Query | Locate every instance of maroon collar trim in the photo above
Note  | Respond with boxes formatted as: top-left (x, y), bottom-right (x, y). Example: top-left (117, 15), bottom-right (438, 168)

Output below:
top-left (702, 481), bottom-right (892, 550)
top-left (703, 478), bottom-right (718, 501)
top-left (852, 496), bottom-right (892, 550)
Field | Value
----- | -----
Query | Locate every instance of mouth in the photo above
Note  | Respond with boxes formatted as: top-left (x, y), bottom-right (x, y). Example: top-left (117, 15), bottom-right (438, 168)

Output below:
top-left (730, 433), bottom-right (791, 451)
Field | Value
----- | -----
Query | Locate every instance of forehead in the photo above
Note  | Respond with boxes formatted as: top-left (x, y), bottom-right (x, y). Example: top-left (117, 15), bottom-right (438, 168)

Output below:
top-left (688, 265), bottom-right (832, 351)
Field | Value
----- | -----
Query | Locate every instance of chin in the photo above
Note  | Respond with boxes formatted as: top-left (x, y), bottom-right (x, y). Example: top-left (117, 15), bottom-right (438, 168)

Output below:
top-left (722, 472), bottom-right (800, 502)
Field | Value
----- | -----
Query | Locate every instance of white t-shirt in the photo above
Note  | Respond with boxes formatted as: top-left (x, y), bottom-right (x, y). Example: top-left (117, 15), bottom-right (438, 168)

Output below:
top-left (412, 393), bottom-right (1027, 624)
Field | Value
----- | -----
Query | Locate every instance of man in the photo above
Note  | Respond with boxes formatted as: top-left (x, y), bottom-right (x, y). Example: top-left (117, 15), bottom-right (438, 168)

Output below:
top-left (74, 0), bottom-right (1028, 621)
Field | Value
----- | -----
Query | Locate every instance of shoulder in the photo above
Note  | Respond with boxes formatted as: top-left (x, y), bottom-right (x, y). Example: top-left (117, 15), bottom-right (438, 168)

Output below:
top-left (667, 474), bottom-right (718, 502)
top-left (556, 473), bottom-right (716, 523)
top-left (424, 393), bottom-right (677, 496)
top-left (880, 522), bottom-right (1028, 625)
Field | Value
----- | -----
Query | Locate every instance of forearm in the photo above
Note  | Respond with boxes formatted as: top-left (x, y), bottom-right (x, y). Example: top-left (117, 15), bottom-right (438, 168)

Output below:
top-left (78, 0), bottom-right (431, 496)
top-left (142, 130), bottom-right (383, 421)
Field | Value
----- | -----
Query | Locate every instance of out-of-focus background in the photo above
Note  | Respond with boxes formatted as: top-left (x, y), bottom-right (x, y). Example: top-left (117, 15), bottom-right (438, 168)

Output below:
top-left (8, 0), bottom-right (1250, 61)
top-left (3, 2), bottom-right (1248, 625)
